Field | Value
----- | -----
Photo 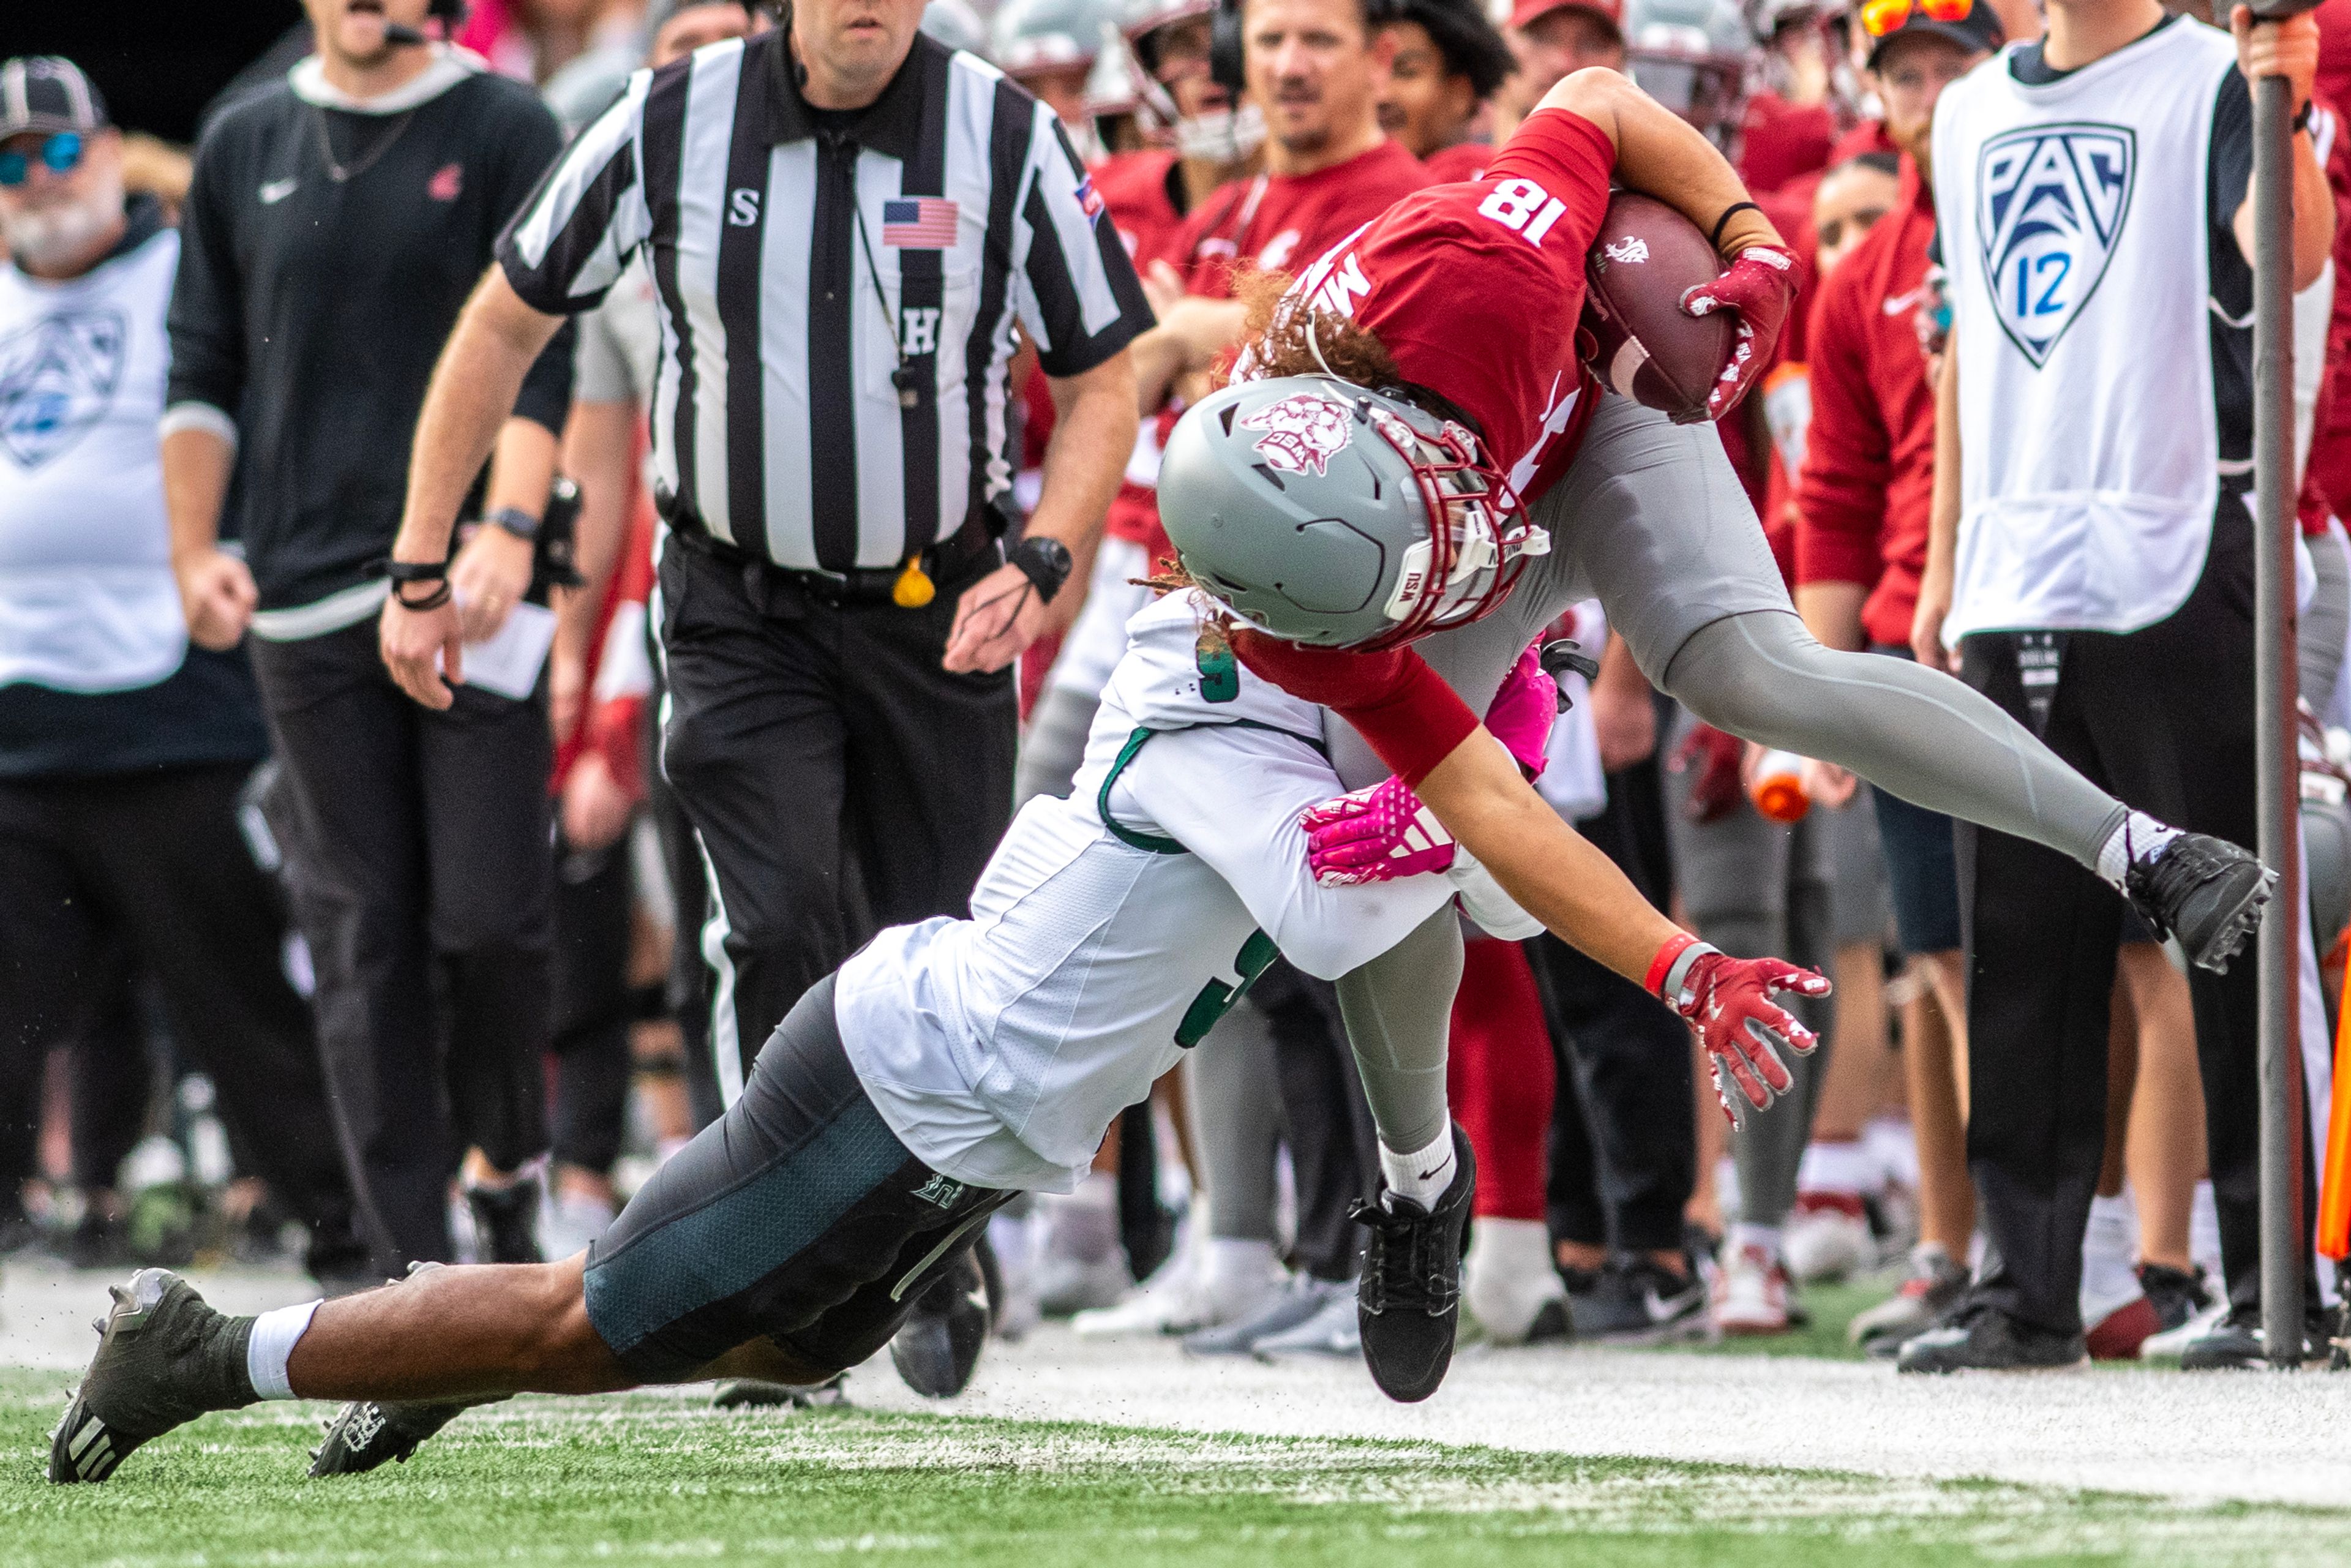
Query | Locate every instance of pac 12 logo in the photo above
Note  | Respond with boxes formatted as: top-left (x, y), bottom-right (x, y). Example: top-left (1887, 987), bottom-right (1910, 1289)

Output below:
top-left (1976, 122), bottom-right (2135, 369)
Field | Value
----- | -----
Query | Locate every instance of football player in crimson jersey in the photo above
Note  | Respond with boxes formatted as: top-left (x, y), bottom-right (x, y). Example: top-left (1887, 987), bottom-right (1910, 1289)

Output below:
top-left (1376, 0), bottom-right (1517, 181)
top-left (1018, 0), bottom-right (1434, 806)
top-left (1154, 61), bottom-right (2278, 1382)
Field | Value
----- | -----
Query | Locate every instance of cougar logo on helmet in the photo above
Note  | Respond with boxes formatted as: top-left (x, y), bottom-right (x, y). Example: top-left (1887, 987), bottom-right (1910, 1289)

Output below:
top-left (1239, 394), bottom-right (1353, 477)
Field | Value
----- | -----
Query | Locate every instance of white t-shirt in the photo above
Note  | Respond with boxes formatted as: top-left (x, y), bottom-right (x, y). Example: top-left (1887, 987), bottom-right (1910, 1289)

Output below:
top-left (833, 593), bottom-right (1521, 1192)
top-left (0, 228), bottom-right (187, 692)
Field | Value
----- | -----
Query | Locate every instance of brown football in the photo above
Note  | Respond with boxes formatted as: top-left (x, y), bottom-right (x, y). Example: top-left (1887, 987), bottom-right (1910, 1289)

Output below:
top-left (1580, 192), bottom-right (1733, 426)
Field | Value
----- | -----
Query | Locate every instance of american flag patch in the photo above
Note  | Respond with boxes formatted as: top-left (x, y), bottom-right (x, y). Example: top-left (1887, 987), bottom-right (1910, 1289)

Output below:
top-left (1074, 176), bottom-right (1104, 222)
top-left (882, 196), bottom-right (959, 248)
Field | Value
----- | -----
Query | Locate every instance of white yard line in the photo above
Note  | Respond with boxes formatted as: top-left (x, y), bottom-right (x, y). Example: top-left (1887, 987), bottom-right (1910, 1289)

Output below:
top-left (9, 1257), bottom-right (2349, 1507)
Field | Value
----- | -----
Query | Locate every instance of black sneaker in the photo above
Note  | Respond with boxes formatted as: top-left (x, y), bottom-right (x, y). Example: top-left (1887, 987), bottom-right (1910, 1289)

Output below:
top-left (2178, 1305), bottom-right (2327, 1370)
top-left (888, 1240), bottom-right (992, 1398)
top-left (1572, 1255), bottom-right (1711, 1345)
top-left (2124, 832), bottom-right (2274, 973)
top-left (1895, 1305), bottom-right (2088, 1373)
top-left (2137, 1262), bottom-right (2214, 1334)
top-left (49, 1269), bottom-right (254, 1484)
top-left (464, 1177), bottom-right (544, 1265)
top-left (1352, 1123), bottom-right (1475, 1403)
top-left (66, 1208), bottom-right (130, 1272)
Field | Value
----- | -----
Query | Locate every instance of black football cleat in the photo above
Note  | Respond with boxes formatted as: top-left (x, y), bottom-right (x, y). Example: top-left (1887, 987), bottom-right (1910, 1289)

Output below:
top-left (2124, 831), bottom-right (2274, 973)
top-left (1353, 1123), bottom-right (1475, 1404)
top-left (309, 1396), bottom-right (489, 1476)
top-left (50, 1269), bottom-right (253, 1484)
top-left (711, 1374), bottom-right (849, 1409)
top-left (888, 1240), bottom-right (992, 1399)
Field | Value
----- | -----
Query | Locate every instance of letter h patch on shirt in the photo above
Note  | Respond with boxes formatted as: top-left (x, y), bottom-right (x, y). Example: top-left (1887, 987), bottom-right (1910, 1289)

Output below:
top-left (1978, 123), bottom-right (2135, 368)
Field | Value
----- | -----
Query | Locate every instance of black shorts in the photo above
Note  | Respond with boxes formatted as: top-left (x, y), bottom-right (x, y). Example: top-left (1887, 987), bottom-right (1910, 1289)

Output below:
top-left (582, 975), bottom-right (1008, 1383)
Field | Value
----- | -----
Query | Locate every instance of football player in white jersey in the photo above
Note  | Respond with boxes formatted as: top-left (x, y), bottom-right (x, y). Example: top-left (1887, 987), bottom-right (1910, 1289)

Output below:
top-left (50, 582), bottom-right (1823, 1484)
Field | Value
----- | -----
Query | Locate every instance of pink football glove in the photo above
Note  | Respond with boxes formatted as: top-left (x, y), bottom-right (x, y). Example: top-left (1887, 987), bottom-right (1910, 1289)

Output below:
top-left (1481, 642), bottom-right (1558, 779)
top-left (1302, 775), bottom-right (1456, 886)
top-left (1647, 934), bottom-right (1829, 1128)
top-left (1680, 243), bottom-right (1799, 421)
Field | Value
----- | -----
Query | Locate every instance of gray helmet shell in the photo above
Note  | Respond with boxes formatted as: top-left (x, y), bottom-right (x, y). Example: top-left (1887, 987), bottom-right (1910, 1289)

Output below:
top-left (1158, 376), bottom-right (1536, 649)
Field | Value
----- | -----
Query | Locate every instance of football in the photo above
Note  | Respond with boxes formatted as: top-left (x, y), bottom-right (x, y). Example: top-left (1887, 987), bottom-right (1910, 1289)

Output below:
top-left (1580, 192), bottom-right (1734, 425)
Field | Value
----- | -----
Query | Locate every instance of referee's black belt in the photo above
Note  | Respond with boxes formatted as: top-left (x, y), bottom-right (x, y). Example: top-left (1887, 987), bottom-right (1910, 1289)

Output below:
top-left (670, 517), bottom-right (999, 607)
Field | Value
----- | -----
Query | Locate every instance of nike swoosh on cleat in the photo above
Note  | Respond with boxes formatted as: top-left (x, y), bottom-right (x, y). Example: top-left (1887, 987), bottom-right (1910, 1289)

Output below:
top-left (258, 178), bottom-right (298, 204)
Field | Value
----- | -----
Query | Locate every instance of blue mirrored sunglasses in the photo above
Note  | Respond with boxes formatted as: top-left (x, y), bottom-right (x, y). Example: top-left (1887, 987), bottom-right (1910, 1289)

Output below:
top-left (0, 132), bottom-right (87, 188)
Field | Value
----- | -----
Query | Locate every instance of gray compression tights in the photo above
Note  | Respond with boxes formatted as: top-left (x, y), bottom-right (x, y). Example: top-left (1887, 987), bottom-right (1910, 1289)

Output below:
top-left (1183, 997), bottom-right (1284, 1242)
top-left (2305, 523), bottom-right (2351, 714)
top-left (1335, 607), bottom-right (2132, 1158)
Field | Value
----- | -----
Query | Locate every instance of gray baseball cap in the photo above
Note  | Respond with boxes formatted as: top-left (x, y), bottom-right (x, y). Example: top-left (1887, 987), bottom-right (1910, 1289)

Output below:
top-left (0, 57), bottom-right (109, 141)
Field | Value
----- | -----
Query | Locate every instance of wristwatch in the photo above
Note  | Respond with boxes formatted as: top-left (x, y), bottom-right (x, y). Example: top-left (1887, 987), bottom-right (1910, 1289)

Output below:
top-left (1008, 536), bottom-right (1074, 602)
top-left (488, 505), bottom-right (542, 542)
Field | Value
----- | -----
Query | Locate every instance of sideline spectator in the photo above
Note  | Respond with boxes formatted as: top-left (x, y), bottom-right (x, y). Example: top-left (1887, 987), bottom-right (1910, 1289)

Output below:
top-left (0, 56), bottom-right (365, 1290)
top-left (1908, 0), bottom-right (2333, 1371)
top-left (163, 0), bottom-right (575, 1271)
top-left (1376, 0), bottom-right (1518, 178)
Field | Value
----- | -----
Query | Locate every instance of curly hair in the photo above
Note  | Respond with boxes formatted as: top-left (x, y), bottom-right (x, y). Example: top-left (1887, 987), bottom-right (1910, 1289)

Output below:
top-left (1228, 265), bottom-right (1402, 389)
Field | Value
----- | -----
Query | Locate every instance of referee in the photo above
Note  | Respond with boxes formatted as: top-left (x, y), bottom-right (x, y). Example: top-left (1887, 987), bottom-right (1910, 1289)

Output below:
top-left (382, 0), bottom-right (1149, 1099)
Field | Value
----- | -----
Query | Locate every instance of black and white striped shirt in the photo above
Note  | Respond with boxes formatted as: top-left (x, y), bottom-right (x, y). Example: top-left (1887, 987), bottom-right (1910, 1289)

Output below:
top-left (498, 30), bottom-right (1151, 573)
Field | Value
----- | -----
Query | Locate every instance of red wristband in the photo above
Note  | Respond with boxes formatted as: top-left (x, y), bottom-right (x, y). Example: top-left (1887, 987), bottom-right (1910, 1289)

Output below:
top-left (1644, 932), bottom-right (1700, 997)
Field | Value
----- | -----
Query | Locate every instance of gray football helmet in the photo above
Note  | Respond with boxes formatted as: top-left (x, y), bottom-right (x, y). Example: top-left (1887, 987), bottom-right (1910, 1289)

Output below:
top-left (1157, 376), bottom-right (1551, 650)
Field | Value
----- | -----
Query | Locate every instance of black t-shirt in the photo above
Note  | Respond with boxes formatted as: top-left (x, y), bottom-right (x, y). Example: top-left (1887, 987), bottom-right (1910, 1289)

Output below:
top-left (168, 57), bottom-right (575, 611)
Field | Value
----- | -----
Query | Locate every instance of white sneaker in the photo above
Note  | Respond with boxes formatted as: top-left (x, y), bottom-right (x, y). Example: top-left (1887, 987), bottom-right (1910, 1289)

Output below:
top-left (2139, 1297), bottom-right (2229, 1361)
top-left (1033, 1250), bottom-right (1131, 1317)
top-left (539, 1187), bottom-right (615, 1261)
top-left (1783, 1196), bottom-right (1874, 1284)
top-left (1252, 1288), bottom-right (1362, 1360)
top-left (1713, 1242), bottom-right (1794, 1336)
top-left (1073, 1239), bottom-right (1283, 1337)
top-left (1031, 1176), bottom-right (1130, 1316)
top-left (1464, 1218), bottom-right (1570, 1345)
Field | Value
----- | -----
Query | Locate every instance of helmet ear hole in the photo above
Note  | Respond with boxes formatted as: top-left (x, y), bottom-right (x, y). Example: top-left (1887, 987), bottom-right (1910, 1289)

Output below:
top-left (1218, 405), bottom-right (1240, 435)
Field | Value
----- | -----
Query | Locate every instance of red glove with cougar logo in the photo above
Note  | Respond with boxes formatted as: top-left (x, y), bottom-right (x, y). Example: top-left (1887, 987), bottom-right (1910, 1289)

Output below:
top-left (1647, 932), bottom-right (1829, 1128)
top-left (1681, 243), bottom-right (1799, 421)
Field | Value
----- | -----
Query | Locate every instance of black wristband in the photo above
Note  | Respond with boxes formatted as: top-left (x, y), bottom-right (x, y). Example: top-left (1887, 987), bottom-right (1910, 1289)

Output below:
top-left (489, 505), bottom-right (542, 541)
top-left (381, 557), bottom-right (452, 611)
top-left (2294, 99), bottom-right (2315, 134)
top-left (1008, 536), bottom-right (1074, 603)
top-left (1709, 200), bottom-right (1763, 251)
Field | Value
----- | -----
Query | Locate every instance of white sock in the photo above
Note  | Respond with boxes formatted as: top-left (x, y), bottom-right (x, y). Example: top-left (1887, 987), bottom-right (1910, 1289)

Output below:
top-left (2085, 1189), bottom-right (2138, 1264)
top-left (1796, 1138), bottom-right (1875, 1196)
top-left (246, 1300), bottom-right (323, 1402)
top-left (2096, 810), bottom-right (2182, 890)
top-left (1204, 1236), bottom-right (1281, 1299)
top-left (1381, 1126), bottom-right (1456, 1210)
top-left (2190, 1180), bottom-right (2224, 1277)
top-left (1730, 1221), bottom-right (1785, 1261)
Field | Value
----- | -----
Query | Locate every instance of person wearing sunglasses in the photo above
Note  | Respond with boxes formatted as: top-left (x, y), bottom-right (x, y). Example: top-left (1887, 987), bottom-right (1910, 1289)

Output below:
top-left (1900, 0), bottom-right (2335, 1374)
top-left (0, 55), bottom-right (370, 1292)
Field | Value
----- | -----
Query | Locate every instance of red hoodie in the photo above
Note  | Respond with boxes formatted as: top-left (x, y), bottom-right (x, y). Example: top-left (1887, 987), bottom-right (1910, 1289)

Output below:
top-left (1794, 154), bottom-right (1937, 647)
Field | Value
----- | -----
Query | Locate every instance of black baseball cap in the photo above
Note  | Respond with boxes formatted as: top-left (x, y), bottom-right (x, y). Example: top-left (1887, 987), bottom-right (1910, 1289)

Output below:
top-left (1861, 0), bottom-right (2001, 70)
top-left (0, 57), bottom-right (110, 142)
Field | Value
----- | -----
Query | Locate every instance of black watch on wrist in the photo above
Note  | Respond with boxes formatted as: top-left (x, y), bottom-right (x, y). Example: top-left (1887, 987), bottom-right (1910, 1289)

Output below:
top-left (488, 505), bottom-right (542, 542)
top-left (1008, 536), bottom-right (1074, 602)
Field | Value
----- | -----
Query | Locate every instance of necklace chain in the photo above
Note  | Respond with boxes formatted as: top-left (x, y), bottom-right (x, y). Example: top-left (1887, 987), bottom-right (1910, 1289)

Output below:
top-left (313, 106), bottom-right (415, 184)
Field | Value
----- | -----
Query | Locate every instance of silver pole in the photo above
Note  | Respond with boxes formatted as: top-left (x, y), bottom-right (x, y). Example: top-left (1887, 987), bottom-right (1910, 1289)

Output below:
top-left (2252, 61), bottom-right (2305, 1370)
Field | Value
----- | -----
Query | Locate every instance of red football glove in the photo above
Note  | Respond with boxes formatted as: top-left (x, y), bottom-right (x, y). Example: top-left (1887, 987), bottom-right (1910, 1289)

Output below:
top-left (1647, 934), bottom-right (1829, 1128)
top-left (1668, 722), bottom-right (1745, 824)
top-left (1680, 244), bottom-right (1799, 421)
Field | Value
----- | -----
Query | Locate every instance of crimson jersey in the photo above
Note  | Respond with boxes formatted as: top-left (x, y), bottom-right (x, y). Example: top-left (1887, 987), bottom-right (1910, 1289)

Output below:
top-left (1420, 140), bottom-right (1496, 184)
top-left (1273, 109), bottom-right (1614, 509)
top-left (1176, 138), bottom-right (1432, 296)
top-left (1092, 148), bottom-right (1191, 271)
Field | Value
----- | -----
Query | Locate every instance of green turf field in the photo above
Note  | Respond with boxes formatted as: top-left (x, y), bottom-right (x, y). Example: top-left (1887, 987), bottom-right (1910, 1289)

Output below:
top-left (4, 1369), bottom-right (2347, 1567)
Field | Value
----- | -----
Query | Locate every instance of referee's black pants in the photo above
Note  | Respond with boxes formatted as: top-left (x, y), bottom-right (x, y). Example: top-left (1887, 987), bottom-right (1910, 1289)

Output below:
top-left (0, 760), bottom-right (361, 1274)
top-left (250, 620), bottom-right (553, 1272)
top-left (1957, 500), bottom-right (2289, 1336)
top-left (656, 535), bottom-right (1016, 1100)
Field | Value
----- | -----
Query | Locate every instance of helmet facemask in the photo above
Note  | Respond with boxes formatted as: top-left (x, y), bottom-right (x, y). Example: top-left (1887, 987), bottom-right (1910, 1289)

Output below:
top-left (1354, 397), bottom-right (1550, 651)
